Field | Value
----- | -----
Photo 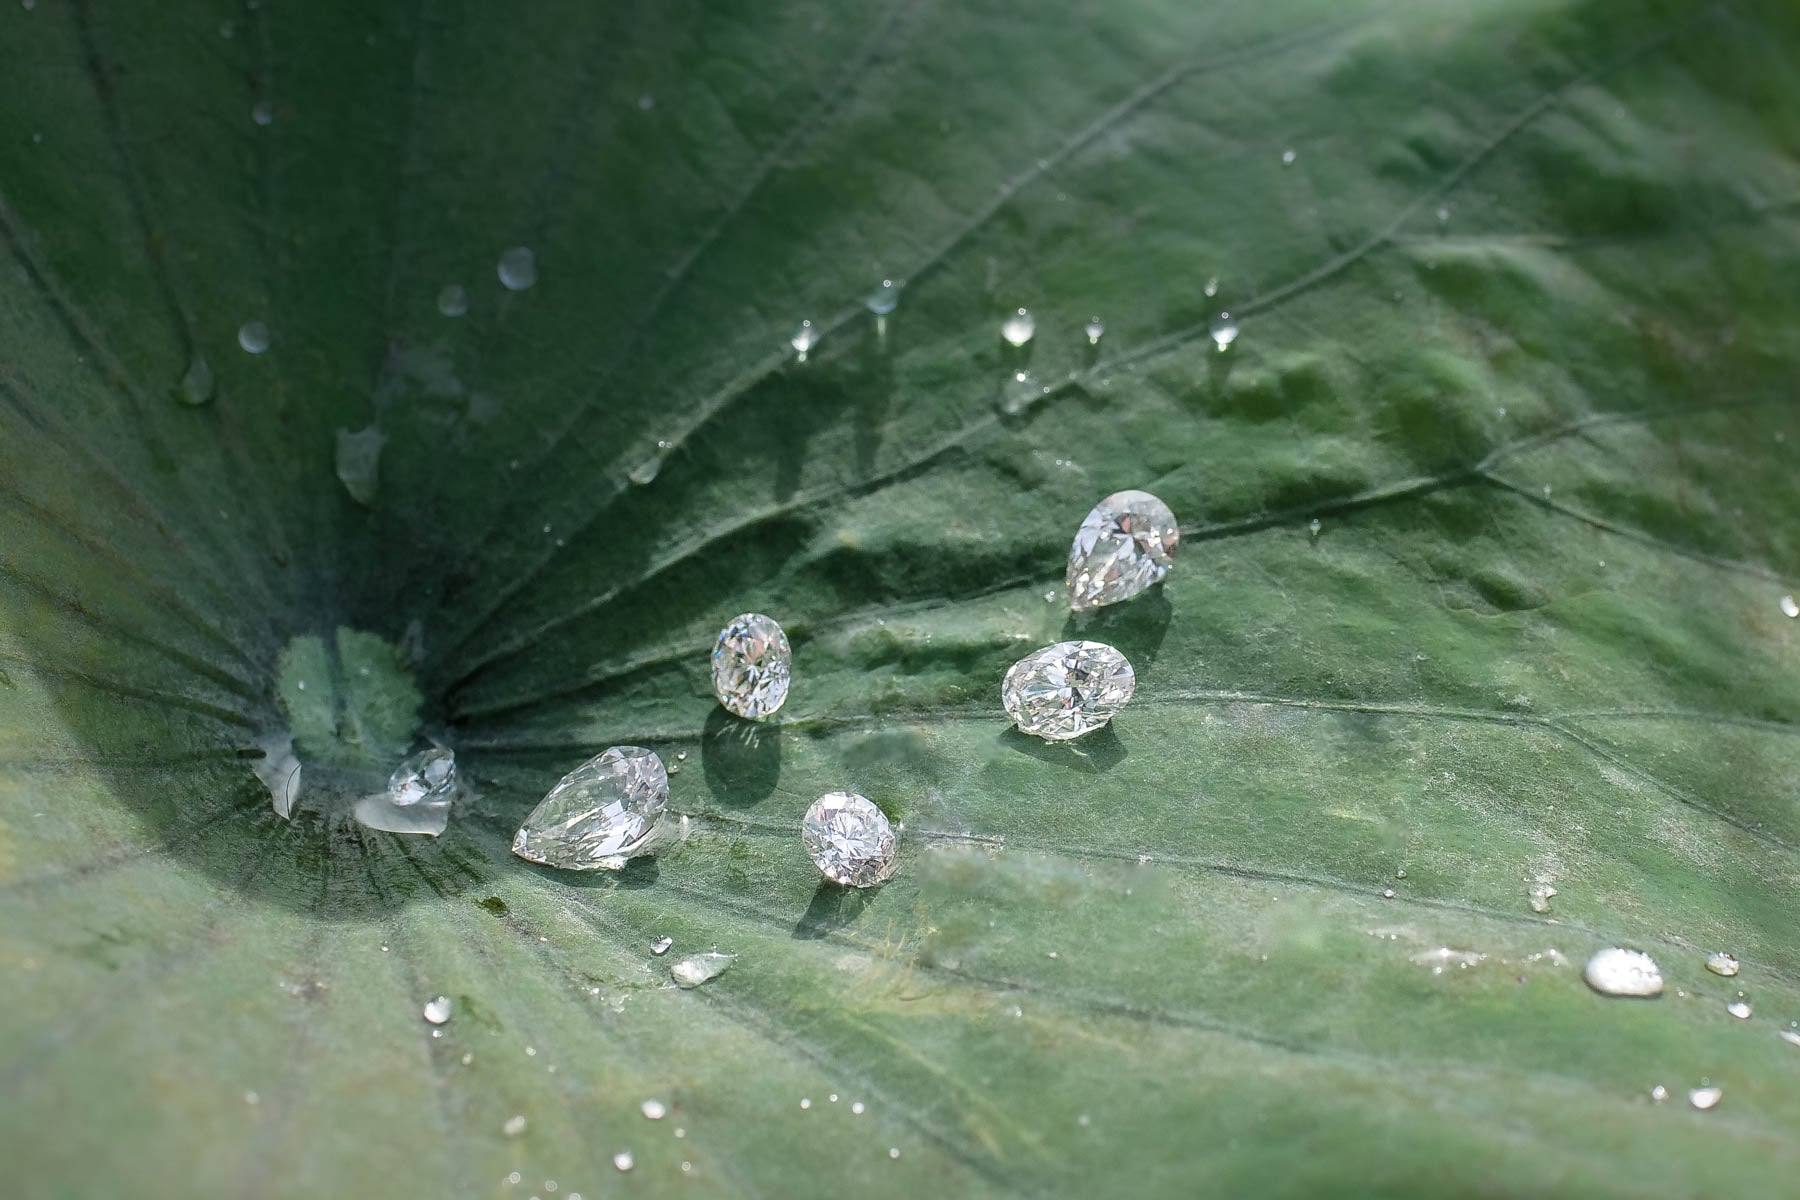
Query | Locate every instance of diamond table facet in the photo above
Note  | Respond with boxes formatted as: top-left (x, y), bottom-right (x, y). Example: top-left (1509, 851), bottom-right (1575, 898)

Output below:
top-left (1065, 489), bottom-right (1180, 611)
top-left (1002, 640), bottom-right (1136, 741)
top-left (711, 612), bottom-right (792, 719)
top-left (801, 791), bottom-right (899, 887)
top-left (512, 745), bottom-right (669, 869)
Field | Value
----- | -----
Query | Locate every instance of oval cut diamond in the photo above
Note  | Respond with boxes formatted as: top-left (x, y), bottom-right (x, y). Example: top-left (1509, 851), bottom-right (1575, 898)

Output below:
top-left (1065, 489), bottom-right (1180, 610)
top-left (512, 745), bottom-right (668, 869)
top-left (801, 791), bottom-right (898, 887)
top-left (1002, 640), bottom-right (1136, 741)
top-left (711, 612), bottom-right (792, 719)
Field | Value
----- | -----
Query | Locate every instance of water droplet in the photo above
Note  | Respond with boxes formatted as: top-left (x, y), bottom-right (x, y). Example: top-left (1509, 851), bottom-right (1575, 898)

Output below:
top-left (1582, 947), bottom-right (1663, 997)
top-left (497, 246), bottom-right (537, 291)
top-left (637, 93), bottom-right (655, 110)
top-left (1002, 641), bottom-right (1136, 741)
top-left (1705, 951), bottom-right (1740, 977)
top-left (237, 321), bottom-right (271, 354)
top-left (503, 1115), bottom-right (528, 1137)
top-left (1001, 307), bottom-right (1035, 347)
top-left (1395, 868), bottom-right (1407, 879)
top-left (1308, 517), bottom-right (1321, 538)
top-left (1077, 1113), bottom-right (1091, 1127)
top-left (865, 279), bottom-right (900, 315)
top-left (1688, 1086), bottom-right (1722, 1110)
top-left (251, 100), bottom-right (273, 126)
top-left (1203, 276), bottom-right (1219, 297)
top-left (1381, 888), bottom-right (1396, 899)
top-left (790, 319), bottom-right (820, 358)
top-left (1648, 1083), bottom-right (1669, 1102)
top-left (1436, 206), bottom-right (1450, 223)
top-left (612, 1151), bottom-right (634, 1172)
top-left (174, 353), bottom-right (215, 406)
top-left (1084, 316), bottom-right (1104, 344)
top-left (356, 746), bottom-right (455, 836)
top-left (641, 1099), bottom-right (667, 1120)
top-left (334, 424), bottom-right (386, 507)
top-left (650, 936), bottom-right (673, 956)
top-left (23, 0), bottom-right (38, 11)
top-left (1779, 1028), bottom-right (1800, 1048)
top-left (1782, 595), bottom-right (1799, 619)
top-left (512, 746), bottom-right (669, 869)
top-left (423, 995), bottom-right (453, 1025)
top-left (829, 1094), bottom-right (839, 1103)
top-left (437, 284), bottom-right (468, 317)
top-left (461, 1052), bottom-right (473, 1065)
top-left (1208, 312), bottom-right (1238, 351)
top-left (670, 952), bottom-right (734, 988)
top-left (1728, 998), bottom-right (1753, 1019)
top-left (1528, 883), bottom-right (1557, 914)
top-left (1280, 148), bottom-right (1297, 165)
top-left (628, 456), bottom-right (662, 486)
top-left (680, 1162), bottom-right (693, 1174)
top-left (799, 1097), bottom-right (812, 1109)
top-left (888, 1147), bottom-right (900, 1160)
top-left (851, 1101), bottom-right (866, 1115)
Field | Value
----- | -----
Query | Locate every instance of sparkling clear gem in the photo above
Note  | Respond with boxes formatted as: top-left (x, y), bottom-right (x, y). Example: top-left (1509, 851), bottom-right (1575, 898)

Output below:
top-left (711, 613), bottom-right (791, 719)
top-left (1001, 308), bottom-right (1035, 347)
top-left (865, 279), bottom-right (899, 315)
top-left (1002, 641), bottom-right (1136, 741)
top-left (423, 995), bottom-right (453, 1024)
top-left (354, 747), bottom-right (456, 836)
top-left (498, 246), bottom-right (537, 290)
top-left (511, 746), bottom-right (668, 869)
top-left (1582, 947), bottom-right (1663, 997)
top-left (1065, 490), bottom-right (1180, 610)
top-left (801, 792), bottom-right (898, 887)
top-left (670, 952), bottom-right (733, 988)
top-left (1705, 951), bottom-right (1740, 977)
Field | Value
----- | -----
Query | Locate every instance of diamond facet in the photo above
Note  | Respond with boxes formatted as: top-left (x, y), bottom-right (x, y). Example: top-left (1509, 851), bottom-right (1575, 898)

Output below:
top-left (1002, 641), bottom-right (1136, 741)
top-left (512, 746), bottom-right (668, 869)
top-left (1066, 490), bottom-right (1180, 611)
top-left (354, 747), bottom-right (456, 836)
top-left (711, 613), bottom-right (791, 719)
top-left (801, 791), bottom-right (898, 887)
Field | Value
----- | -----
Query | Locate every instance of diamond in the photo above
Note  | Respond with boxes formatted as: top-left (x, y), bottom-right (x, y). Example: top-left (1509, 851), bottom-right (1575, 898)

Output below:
top-left (711, 612), bottom-right (791, 719)
top-left (1066, 490), bottom-right (1180, 610)
top-left (354, 747), bottom-right (456, 836)
top-left (512, 746), bottom-right (668, 869)
top-left (801, 791), bottom-right (898, 887)
top-left (1002, 641), bottom-right (1136, 741)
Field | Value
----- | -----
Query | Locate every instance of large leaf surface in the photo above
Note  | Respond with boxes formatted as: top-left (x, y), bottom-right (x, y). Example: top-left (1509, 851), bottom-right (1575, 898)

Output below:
top-left (5, 0), bottom-right (1800, 1194)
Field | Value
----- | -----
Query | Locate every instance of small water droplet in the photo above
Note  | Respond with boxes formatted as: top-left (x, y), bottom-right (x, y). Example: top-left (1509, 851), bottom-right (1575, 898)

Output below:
top-left (673, 1128), bottom-right (686, 1139)
top-left (1705, 951), bottom-right (1740, 977)
top-left (23, 0), bottom-right (38, 11)
top-left (865, 279), bottom-right (900, 315)
top-left (799, 1097), bottom-right (812, 1109)
top-left (1779, 1028), bottom-right (1800, 1048)
top-left (1436, 206), bottom-right (1450, 223)
top-left (1077, 1113), bottom-right (1091, 1127)
top-left (641, 1099), bottom-right (667, 1120)
top-left (1381, 888), bottom-right (1395, 899)
top-left (1583, 947), bottom-right (1663, 997)
top-left (650, 936), bottom-right (673, 956)
top-left (525, 1046), bottom-right (536, 1056)
top-left (1728, 998), bottom-right (1752, 1019)
top-left (1001, 307), bottom-right (1035, 347)
top-left (1782, 595), bottom-right (1799, 619)
top-left (251, 100), bottom-right (273, 126)
top-left (1528, 883), bottom-right (1557, 914)
top-left (498, 246), bottom-right (537, 291)
top-left (1308, 517), bottom-right (1321, 538)
top-left (1203, 276), bottom-right (1219, 298)
top-left (174, 353), bottom-right (215, 406)
top-left (676, 751), bottom-right (688, 762)
top-left (423, 995), bottom-right (452, 1025)
top-left (437, 284), bottom-right (468, 317)
top-left (1209, 312), bottom-right (1238, 351)
top-left (670, 952), bottom-right (733, 988)
top-left (851, 1101), bottom-right (865, 1115)
top-left (503, 1114), bottom-right (528, 1137)
top-left (790, 319), bottom-right (820, 358)
top-left (829, 1094), bottom-right (839, 1103)
top-left (628, 456), bottom-right (661, 486)
top-left (243, 1089), bottom-right (259, 1105)
top-left (461, 1052), bottom-right (474, 1065)
top-left (1688, 1085), bottom-right (1722, 1110)
top-left (679, 1161), bottom-right (693, 1174)
top-left (888, 1147), bottom-right (900, 1160)
top-left (219, 20), bottom-right (235, 36)
top-left (612, 1151), bottom-right (634, 1172)
top-left (237, 321), bottom-right (271, 354)
top-left (1084, 316), bottom-right (1104, 344)
top-left (1280, 148), bottom-right (1296, 165)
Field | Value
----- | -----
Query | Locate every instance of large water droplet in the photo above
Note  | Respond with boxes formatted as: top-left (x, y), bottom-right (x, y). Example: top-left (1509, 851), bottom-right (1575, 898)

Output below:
top-left (670, 952), bottom-right (733, 988)
top-left (251, 100), bottom-right (274, 126)
top-left (1727, 997), bottom-right (1752, 1019)
top-left (497, 246), bottom-right (537, 291)
top-left (423, 995), bottom-right (453, 1024)
top-left (1582, 947), bottom-right (1663, 997)
top-left (1209, 312), bottom-right (1238, 351)
top-left (1705, 951), bottom-right (1740, 977)
top-left (865, 279), bottom-right (900, 315)
top-left (1001, 308), bottom-right (1035, 347)
top-left (238, 320), bottom-right (271, 354)
top-left (1688, 1085), bottom-right (1722, 1110)
top-left (437, 284), bottom-right (468, 317)
top-left (174, 353), bottom-right (215, 406)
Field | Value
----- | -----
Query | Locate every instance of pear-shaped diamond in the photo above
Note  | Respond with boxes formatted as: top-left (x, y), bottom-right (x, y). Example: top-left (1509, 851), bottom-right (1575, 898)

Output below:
top-left (1002, 640), bottom-right (1136, 741)
top-left (512, 745), bottom-right (668, 869)
top-left (801, 791), bottom-right (898, 887)
top-left (711, 612), bottom-right (792, 719)
top-left (354, 747), bottom-right (456, 836)
top-left (1065, 490), bottom-right (1180, 610)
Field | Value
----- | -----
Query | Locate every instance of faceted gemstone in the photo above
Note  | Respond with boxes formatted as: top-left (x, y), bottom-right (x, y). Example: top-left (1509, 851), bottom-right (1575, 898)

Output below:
top-left (354, 747), bottom-right (456, 836)
top-left (801, 791), bottom-right (898, 887)
top-left (1065, 490), bottom-right (1180, 611)
top-left (711, 613), bottom-right (791, 719)
top-left (1002, 641), bottom-right (1136, 741)
top-left (512, 745), bottom-right (668, 869)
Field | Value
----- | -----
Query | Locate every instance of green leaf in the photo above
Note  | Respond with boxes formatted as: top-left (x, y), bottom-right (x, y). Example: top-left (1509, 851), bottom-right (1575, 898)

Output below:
top-left (5, 0), bottom-right (1800, 1194)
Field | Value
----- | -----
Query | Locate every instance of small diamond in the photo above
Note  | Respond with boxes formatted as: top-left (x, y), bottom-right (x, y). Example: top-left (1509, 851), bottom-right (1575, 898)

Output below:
top-left (512, 746), bottom-right (668, 869)
top-left (1066, 490), bottom-right (1180, 611)
top-left (354, 747), bottom-right (457, 836)
top-left (1002, 641), bottom-right (1135, 741)
top-left (801, 792), bottom-right (898, 887)
top-left (711, 613), bottom-right (792, 719)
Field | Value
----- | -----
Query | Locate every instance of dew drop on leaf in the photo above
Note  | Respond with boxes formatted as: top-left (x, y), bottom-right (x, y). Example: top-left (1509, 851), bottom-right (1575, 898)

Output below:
top-left (498, 246), bottom-right (537, 291)
top-left (237, 321), bottom-right (271, 354)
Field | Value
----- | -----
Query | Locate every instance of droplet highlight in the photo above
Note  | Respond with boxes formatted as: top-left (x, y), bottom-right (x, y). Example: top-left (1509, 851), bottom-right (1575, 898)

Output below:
top-left (1582, 947), bottom-right (1663, 998)
top-left (1209, 312), bottom-right (1238, 351)
top-left (1001, 308), bottom-right (1035, 347)
top-left (498, 246), bottom-right (538, 291)
top-left (423, 995), bottom-right (453, 1025)
top-left (237, 321), bottom-right (271, 354)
